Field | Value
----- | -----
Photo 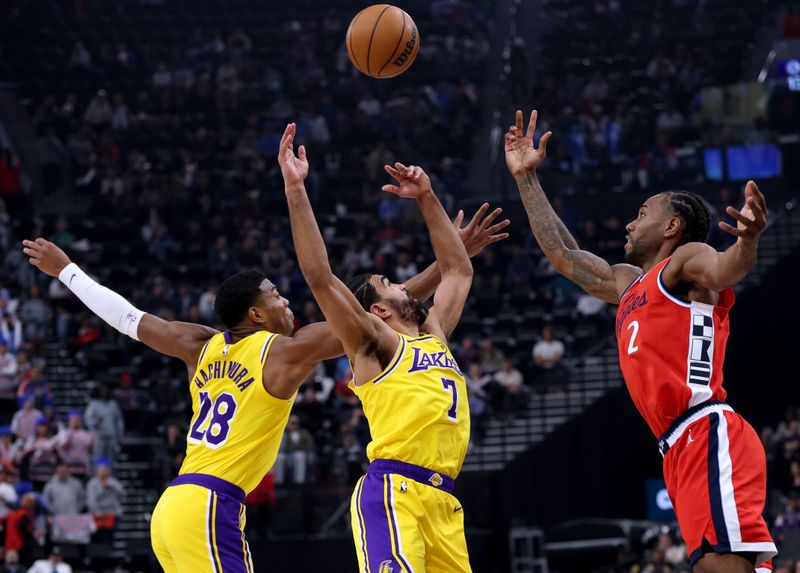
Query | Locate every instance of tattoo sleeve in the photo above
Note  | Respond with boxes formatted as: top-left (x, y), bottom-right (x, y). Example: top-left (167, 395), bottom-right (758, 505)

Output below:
top-left (514, 171), bottom-right (620, 303)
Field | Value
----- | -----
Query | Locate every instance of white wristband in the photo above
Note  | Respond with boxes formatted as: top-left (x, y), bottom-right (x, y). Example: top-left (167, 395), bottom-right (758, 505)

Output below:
top-left (58, 263), bottom-right (145, 341)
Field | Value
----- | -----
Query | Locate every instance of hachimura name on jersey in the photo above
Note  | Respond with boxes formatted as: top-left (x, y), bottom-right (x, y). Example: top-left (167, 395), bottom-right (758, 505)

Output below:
top-left (180, 330), bottom-right (295, 494)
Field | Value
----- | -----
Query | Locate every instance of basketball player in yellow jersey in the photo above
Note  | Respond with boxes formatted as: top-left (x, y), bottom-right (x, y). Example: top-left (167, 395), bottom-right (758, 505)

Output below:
top-left (279, 122), bottom-right (475, 573)
top-left (22, 210), bottom-right (506, 572)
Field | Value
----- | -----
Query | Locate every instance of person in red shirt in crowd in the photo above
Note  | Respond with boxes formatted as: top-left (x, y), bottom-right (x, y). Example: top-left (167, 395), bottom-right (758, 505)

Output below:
top-left (4, 492), bottom-right (37, 564)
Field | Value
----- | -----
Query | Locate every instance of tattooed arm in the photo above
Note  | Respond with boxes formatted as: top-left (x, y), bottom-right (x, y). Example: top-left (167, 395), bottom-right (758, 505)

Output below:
top-left (504, 110), bottom-right (640, 303)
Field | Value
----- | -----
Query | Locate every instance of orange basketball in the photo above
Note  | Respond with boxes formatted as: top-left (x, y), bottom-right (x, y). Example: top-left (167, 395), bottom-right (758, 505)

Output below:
top-left (346, 4), bottom-right (420, 79)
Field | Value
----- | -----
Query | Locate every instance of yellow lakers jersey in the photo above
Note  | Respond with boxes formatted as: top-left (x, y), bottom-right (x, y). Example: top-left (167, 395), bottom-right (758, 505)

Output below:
top-left (350, 333), bottom-right (470, 478)
top-left (179, 330), bottom-right (294, 493)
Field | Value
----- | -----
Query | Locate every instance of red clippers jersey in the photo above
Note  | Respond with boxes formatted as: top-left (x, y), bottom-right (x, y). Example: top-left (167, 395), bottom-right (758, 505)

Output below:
top-left (615, 257), bottom-right (734, 437)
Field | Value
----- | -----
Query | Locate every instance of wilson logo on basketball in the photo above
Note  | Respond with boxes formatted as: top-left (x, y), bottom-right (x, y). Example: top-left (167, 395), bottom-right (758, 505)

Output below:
top-left (393, 27), bottom-right (417, 67)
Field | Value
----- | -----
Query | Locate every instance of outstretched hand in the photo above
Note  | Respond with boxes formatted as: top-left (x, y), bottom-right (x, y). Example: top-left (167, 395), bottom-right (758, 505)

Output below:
top-left (504, 109), bottom-right (552, 177)
top-left (22, 238), bottom-right (72, 278)
top-left (720, 180), bottom-right (768, 243)
top-left (382, 163), bottom-right (432, 199)
top-left (455, 203), bottom-right (511, 257)
top-left (278, 122), bottom-right (309, 188)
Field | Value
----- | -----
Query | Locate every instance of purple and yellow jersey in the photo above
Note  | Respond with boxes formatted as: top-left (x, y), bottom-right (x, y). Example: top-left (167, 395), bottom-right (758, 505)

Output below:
top-left (350, 332), bottom-right (470, 479)
top-left (178, 330), bottom-right (294, 494)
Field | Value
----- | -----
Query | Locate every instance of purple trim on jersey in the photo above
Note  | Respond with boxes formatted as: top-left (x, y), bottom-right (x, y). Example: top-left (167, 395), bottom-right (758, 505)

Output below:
top-left (172, 473), bottom-right (245, 504)
top-left (223, 331), bottom-right (233, 344)
top-left (368, 459), bottom-right (455, 494)
top-left (357, 473), bottom-right (402, 572)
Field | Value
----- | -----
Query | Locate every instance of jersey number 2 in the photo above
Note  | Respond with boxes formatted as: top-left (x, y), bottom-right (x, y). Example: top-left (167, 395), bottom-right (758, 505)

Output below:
top-left (188, 391), bottom-right (238, 448)
top-left (441, 378), bottom-right (458, 422)
top-left (627, 321), bottom-right (640, 355)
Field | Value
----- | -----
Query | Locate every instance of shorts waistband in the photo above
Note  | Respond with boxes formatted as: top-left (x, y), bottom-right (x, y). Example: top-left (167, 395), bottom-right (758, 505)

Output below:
top-left (171, 473), bottom-right (246, 503)
top-left (368, 459), bottom-right (455, 494)
top-left (658, 400), bottom-right (734, 457)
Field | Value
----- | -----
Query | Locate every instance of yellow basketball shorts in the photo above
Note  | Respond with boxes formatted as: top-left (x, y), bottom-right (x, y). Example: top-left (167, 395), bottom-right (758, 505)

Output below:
top-left (350, 459), bottom-right (472, 573)
top-left (151, 473), bottom-right (254, 573)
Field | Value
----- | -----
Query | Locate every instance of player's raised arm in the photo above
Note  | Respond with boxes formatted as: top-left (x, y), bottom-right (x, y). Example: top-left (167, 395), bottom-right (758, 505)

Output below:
top-left (21, 239), bottom-right (215, 367)
top-left (383, 163), bottom-right (473, 339)
top-left (663, 180), bottom-right (767, 292)
top-left (278, 123), bottom-right (395, 359)
top-left (404, 203), bottom-right (510, 302)
top-left (504, 109), bottom-right (639, 303)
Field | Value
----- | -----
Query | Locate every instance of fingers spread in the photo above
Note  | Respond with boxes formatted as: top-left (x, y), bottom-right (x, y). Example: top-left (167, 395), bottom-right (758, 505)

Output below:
top-left (726, 206), bottom-right (755, 226)
top-left (480, 207), bottom-right (503, 229)
top-left (486, 219), bottom-right (511, 234)
top-left (515, 110), bottom-right (524, 133)
top-left (538, 131), bottom-right (553, 155)
top-left (382, 185), bottom-right (400, 195)
top-left (453, 210), bottom-right (464, 228)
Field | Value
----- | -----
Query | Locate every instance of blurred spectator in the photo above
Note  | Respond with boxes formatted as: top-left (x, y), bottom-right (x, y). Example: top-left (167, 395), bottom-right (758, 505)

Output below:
top-left (0, 342), bottom-right (17, 402)
top-left (18, 286), bottom-right (52, 348)
top-left (0, 548), bottom-right (22, 573)
top-left (26, 546), bottom-right (72, 573)
top-left (55, 412), bottom-right (93, 478)
top-left (21, 418), bottom-right (59, 488)
top-left (532, 325), bottom-right (567, 392)
top-left (274, 415), bottom-right (315, 485)
top-left (161, 423), bottom-right (186, 484)
top-left (0, 469), bottom-right (18, 520)
top-left (16, 367), bottom-right (53, 410)
top-left (0, 426), bottom-right (20, 473)
top-left (478, 339), bottom-right (505, 374)
top-left (11, 397), bottom-right (43, 442)
top-left (465, 363), bottom-right (489, 442)
top-left (84, 385), bottom-right (124, 463)
top-left (112, 372), bottom-right (143, 433)
top-left (774, 490), bottom-right (800, 542)
top-left (4, 492), bottom-right (37, 564)
top-left (43, 464), bottom-right (86, 515)
top-left (86, 460), bottom-right (124, 544)
top-left (0, 312), bottom-right (23, 354)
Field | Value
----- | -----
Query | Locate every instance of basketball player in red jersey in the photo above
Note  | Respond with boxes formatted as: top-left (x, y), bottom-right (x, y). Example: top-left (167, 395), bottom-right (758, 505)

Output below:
top-left (504, 109), bottom-right (776, 573)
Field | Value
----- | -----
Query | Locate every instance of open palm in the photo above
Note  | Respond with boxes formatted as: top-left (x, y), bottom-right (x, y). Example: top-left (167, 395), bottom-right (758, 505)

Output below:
top-left (504, 110), bottom-right (552, 177)
top-left (278, 123), bottom-right (309, 186)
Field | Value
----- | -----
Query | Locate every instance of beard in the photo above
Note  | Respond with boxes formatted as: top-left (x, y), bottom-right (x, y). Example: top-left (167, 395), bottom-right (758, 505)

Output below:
top-left (624, 238), bottom-right (651, 267)
top-left (386, 295), bottom-right (429, 327)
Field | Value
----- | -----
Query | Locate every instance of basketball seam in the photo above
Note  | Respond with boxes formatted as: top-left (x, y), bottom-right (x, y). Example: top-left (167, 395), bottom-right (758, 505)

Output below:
top-left (348, 9), bottom-right (365, 73)
top-left (377, 7), bottom-right (407, 78)
top-left (365, 4), bottom-right (392, 77)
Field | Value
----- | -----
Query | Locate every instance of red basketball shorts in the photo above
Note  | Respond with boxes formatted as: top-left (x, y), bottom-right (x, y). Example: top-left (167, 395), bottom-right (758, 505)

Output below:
top-left (659, 402), bottom-right (777, 567)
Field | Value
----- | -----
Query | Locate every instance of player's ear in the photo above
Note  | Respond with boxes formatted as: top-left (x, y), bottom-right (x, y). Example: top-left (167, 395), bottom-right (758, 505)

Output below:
top-left (369, 303), bottom-right (391, 320)
top-left (664, 216), bottom-right (682, 240)
top-left (248, 306), bottom-right (266, 324)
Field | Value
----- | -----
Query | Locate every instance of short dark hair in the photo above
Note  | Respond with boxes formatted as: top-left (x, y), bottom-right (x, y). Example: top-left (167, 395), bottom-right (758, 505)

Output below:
top-left (667, 191), bottom-right (710, 245)
top-left (214, 270), bottom-right (267, 328)
top-left (346, 273), bottom-right (380, 312)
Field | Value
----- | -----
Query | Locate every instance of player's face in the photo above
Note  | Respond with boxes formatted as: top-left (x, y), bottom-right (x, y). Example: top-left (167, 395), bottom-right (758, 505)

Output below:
top-left (256, 279), bottom-right (294, 336)
top-left (624, 195), bottom-right (667, 266)
top-left (369, 275), bottom-right (428, 327)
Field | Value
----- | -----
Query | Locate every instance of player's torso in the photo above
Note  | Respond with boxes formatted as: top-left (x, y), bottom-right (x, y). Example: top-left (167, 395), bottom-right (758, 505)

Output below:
top-left (180, 330), bottom-right (295, 493)
top-left (615, 257), bottom-right (733, 436)
top-left (352, 333), bottom-right (470, 478)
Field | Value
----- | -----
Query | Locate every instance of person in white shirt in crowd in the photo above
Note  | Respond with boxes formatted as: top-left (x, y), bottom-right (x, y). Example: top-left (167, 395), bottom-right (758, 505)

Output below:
top-left (0, 468), bottom-right (18, 522)
top-left (274, 415), bottom-right (316, 485)
top-left (0, 342), bottom-right (17, 402)
top-left (26, 546), bottom-right (72, 573)
top-left (0, 312), bottom-right (23, 354)
top-left (43, 464), bottom-right (86, 515)
top-left (55, 412), bottom-right (93, 478)
top-left (11, 396), bottom-right (42, 442)
top-left (0, 426), bottom-right (20, 473)
top-left (532, 324), bottom-right (567, 393)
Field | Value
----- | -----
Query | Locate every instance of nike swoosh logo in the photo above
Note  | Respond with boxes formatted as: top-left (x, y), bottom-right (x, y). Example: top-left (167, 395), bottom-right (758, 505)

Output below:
top-left (454, 506), bottom-right (463, 513)
top-left (69, 274), bottom-right (76, 287)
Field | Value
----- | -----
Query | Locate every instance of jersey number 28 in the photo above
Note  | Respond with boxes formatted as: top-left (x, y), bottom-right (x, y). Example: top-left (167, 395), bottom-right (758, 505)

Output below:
top-left (188, 391), bottom-right (238, 448)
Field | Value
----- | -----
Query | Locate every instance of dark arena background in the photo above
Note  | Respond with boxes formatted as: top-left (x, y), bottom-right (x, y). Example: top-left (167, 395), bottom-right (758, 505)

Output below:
top-left (1, 0), bottom-right (800, 571)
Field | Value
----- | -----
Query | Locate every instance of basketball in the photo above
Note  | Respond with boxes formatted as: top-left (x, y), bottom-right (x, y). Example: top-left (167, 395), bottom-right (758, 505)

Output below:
top-left (346, 4), bottom-right (420, 79)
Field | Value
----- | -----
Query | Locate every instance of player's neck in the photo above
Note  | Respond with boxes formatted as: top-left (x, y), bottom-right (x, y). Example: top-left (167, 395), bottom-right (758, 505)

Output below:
top-left (639, 246), bottom-right (676, 275)
top-left (384, 317), bottom-right (419, 338)
top-left (226, 325), bottom-right (264, 343)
